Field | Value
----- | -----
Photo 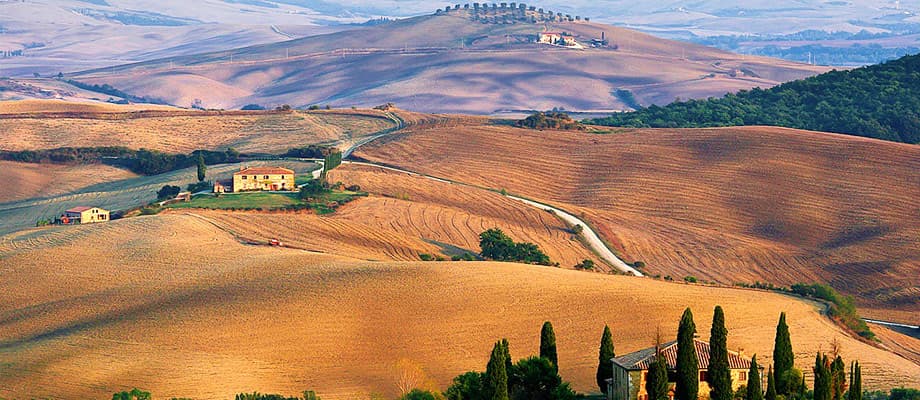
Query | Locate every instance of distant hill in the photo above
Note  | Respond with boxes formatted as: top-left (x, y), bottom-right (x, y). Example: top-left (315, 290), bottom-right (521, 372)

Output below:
top-left (66, 7), bottom-right (829, 113)
top-left (590, 53), bottom-right (920, 143)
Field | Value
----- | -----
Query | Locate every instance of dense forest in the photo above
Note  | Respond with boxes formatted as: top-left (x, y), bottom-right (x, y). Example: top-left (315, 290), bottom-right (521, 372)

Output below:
top-left (589, 53), bottom-right (920, 144)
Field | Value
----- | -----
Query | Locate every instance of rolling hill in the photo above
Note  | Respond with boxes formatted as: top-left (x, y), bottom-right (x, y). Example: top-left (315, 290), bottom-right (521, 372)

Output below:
top-left (0, 214), bottom-right (917, 400)
top-left (354, 120), bottom-right (920, 324)
top-left (66, 8), bottom-right (829, 113)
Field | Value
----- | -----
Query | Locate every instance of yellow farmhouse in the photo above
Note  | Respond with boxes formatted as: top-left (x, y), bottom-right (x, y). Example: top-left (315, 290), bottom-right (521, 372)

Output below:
top-left (232, 166), bottom-right (296, 192)
top-left (608, 339), bottom-right (761, 400)
top-left (62, 206), bottom-right (109, 224)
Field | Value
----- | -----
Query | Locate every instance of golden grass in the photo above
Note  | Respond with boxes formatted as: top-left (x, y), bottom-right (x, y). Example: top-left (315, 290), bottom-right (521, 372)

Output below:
top-left (0, 109), bottom-right (395, 154)
top-left (0, 215), bottom-right (916, 400)
top-left (168, 164), bottom-right (597, 267)
top-left (0, 99), bottom-right (180, 114)
top-left (870, 324), bottom-right (920, 366)
top-left (355, 122), bottom-right (920, 320)
top-left (0, 161), bottom-right (138, 204)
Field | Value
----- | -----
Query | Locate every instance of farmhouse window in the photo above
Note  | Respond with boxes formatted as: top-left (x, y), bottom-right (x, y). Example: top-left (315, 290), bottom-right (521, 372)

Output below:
top-left (264, 175), bottom-right (269, 179)
top-left (699, 371), bottom-right (708, 381)
top-left (242, 176), bottom-right (248, 179)
top-left (739, 371), bottom-right (747, 381)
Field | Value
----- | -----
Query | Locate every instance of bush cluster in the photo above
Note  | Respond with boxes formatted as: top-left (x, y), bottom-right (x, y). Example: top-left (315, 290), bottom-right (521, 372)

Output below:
top-left (515, 112), bottom-right (584, 131)
top-left (479, 228), bottom-right (553, 266)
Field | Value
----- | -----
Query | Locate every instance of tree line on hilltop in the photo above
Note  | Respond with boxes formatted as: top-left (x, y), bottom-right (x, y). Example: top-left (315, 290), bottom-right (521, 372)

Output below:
top-left (589, 53), bottom-right (920, 144)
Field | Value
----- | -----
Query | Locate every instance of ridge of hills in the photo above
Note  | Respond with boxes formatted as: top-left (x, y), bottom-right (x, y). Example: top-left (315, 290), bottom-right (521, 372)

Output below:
top-left (65, 9), bottom-right (830, 113)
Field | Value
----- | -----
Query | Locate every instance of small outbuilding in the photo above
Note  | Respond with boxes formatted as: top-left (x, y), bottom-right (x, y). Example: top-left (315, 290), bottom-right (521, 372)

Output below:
top-left (61, 206), bottom-right (109, 225)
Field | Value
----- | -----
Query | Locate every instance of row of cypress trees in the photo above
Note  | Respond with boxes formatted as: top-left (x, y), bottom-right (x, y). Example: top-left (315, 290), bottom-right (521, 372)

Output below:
top-left (631, 308), bottom-right (863, 400)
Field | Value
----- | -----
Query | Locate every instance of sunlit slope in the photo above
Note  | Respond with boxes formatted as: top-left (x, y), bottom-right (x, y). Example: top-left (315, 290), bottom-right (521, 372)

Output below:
top-left (0, 215), bottom-right (916, 400)
top-left (355, 122), bottom-right (920, 322)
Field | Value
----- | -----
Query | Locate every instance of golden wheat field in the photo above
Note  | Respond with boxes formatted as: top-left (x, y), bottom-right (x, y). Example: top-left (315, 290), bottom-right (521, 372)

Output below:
top-left (0, 160), bottom-right (138, 203)
top-left (168, 164), bottom-right (597, 267)
top-left (0, 109), bottom-right (396, 154)
top-left (0, 214), bottom-right (916, 400)
top-left (355, 122), bottom-right (920, 323)
top-left (0, 99), bottom-right (181, 114)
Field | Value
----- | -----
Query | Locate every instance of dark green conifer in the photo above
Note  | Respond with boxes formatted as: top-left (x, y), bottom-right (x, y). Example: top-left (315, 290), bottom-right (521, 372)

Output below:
top-left (485, 341), bottom-right (510, 400)
top-left (196, 152), bottom-right (206, 182)
top-left (646, 353), bottom-right (669, 400)
top-left (708, 306), bottom-right (732, 400)
top-left (773, 313), bottom-right (794, 395)
top-left (747, 356), bottom-right (763, 400)
top-left (847, 361), bottom-right (861, 400)
top-left (831, 356), bottom-right (846, 400)
top-left (675, 308), bottom-right (699, 400)
top-left (814, 353), bottom-right (832, 400)
top-left (597, 325), bottom-right (615, 394)
top-left (540, 321), bottom-right (558, 371)
top-left (766, 366), bottom-right (776, 400)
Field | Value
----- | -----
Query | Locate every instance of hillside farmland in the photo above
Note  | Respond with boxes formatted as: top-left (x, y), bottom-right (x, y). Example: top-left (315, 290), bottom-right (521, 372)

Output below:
top-left (0, 161), bottom-right (318, 236)
top-left (0, 108), bottom-right (396, 154)
top-left (0, 161), bottom-right (137, 204)
top-left (0, 214), bottom-right (917, 400)
top-left (355, 122), bottom-right (920, 323)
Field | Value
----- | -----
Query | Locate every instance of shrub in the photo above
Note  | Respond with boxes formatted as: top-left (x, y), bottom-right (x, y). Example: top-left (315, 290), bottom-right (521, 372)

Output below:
top-left (112, 388), bottom-right (151, 400)
top-left (683, 275), bottom-right (698, 283)
top-left (241, 103), bottom-right (265, 110)
top-left (157, 185), bottom-right (181, 200)
top-left (574, 259), bottom-right (595, 270)
top-left (345, 184), bottom-right (361, 192)
top-left (419, 253), bottom-right (435, 261)
top-left (515, 112), bottom-right (584, 130)
top-left (479, 228), bottom-right (552, 265)
top-left (571, 224), bottom-right (584, 235)
top-left (400, 389), bottom-right (445, 400)
top-left (307, 105), bottom-right (320, 110)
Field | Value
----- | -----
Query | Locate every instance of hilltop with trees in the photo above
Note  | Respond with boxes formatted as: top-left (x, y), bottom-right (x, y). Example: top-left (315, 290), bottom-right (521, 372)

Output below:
top-left (589, 53), bottom-right (920, 144)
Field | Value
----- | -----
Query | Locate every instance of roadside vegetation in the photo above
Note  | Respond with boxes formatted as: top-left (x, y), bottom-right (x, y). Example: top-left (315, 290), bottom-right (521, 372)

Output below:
top-left (589, 53), bottom-right (920, 143)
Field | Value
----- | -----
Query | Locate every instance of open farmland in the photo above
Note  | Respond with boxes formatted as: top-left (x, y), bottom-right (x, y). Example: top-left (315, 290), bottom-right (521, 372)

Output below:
top-left (355, 122), bottom-right (920, 323)
top-left (170, 164), bottom-right (597, 266)
top-left (0, 214), bottom-right (917, 400)
top-left (0, 161), bottom-right (318, 236)
top-left (0, 109), bottom-right (396, 154)
top-left (0, 161), bottom-right (138, 203)
top-left (0, 99), bottom-right (180, 114)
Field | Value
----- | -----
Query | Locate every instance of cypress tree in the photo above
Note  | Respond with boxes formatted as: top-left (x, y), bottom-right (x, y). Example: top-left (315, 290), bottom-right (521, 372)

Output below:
top-left (646, 355), bottom-right (670, 400)
top-left (675, 308), bottom-right (699, 400)
top-left (848, 361), bottom-right (861, 400)
top-left (708, 306), bottom-right (732, 400)
top-left (747, 355), bottom-right (763, 400)
top-left (597, 325), bottom-right (615, 394)
top-left (196, 152), bottom-right (206, 182)
top-left (540, 321), bottom-right (558, 371)
top-left (831, 356), bottom-right (846, 400)
top-left (485, 341), bottom-right (510, 400)
top-left (501, 338), bottom-right (514, 392)
top-left (773, 313), bottom-right (794, 395)
top-left (765, 366), bottom-right (776, 400)
top-left (814, 353), bottom-right (831, 400)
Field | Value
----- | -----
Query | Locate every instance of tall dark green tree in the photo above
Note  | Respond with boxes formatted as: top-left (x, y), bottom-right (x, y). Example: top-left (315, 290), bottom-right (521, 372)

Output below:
top-left (747, 356), bottom-right (763, 400)
top-left (773, 313), bottom-right (794, 395)
top-left (765, 366), bottom-right (776, 400)
top-left (196, 152), bottom-right (206, 182)
top-left (540, 321), bottom-right (558, 371)
top-left (814, 353), bottom-right (832, 400)
top-left (708, 306), bottom-right (733, 400)
top-left (675, 308), bottom-right (699, 400)
top-left (485, 341), bottom-right (510, 400)
top-left (597, 325), bottom-right (615, 394)
top-left (847, 361), bottom-right (861, 400)
top-left (501, 338), bottom-right (515, 393)
top-left (646, 354), bottom-right (670, 400)
top-left (509, 356), bottom-right (562, 400)
top-left (831, 356), bottom-right (846, 400)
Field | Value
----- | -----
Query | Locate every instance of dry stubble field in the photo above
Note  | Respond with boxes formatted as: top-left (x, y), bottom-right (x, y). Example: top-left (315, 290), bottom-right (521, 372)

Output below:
top-left (171, 164), bottom-right (597, 267)
top-left (0, 215), bottom-right (917, 400)
top-left (354, 122), bottom-right (920, 323)
top-left (0, 108), bottom-right (396, 154)
top-left (0, 160), bottom-right (138, 203)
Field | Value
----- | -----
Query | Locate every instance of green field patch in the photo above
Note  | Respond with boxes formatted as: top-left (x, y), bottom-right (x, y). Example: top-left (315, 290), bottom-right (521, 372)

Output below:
top-left (165, 190), bottom-right (366, 214)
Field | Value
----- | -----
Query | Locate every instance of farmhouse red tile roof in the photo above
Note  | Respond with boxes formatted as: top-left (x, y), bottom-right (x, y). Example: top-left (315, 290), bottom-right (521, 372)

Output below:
top-left (65, 206), bottom-right (94, 213)
top-left (235, 167), bottom-right (294, 175)
top-left (612, 339), bottom-right (752, 370)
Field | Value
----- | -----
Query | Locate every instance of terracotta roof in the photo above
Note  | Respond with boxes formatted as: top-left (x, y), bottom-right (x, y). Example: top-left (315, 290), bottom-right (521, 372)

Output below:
top-left (612, 339), bottom-right (752, 371)
top-left (235, 167), bottom-right (294, 175)
top-left (65, 206), bottom-right (94, 213)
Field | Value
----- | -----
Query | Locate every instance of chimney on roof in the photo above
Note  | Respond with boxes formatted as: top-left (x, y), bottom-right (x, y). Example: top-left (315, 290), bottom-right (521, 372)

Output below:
top-left (693, 333), bottom-right (701, 339)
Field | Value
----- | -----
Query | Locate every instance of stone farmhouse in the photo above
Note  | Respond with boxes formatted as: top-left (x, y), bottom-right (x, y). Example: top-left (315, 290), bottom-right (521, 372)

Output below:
top-left (214, 166), bottom-right (296, 193)
top-left (608, 339), bottom-right (761, 400)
